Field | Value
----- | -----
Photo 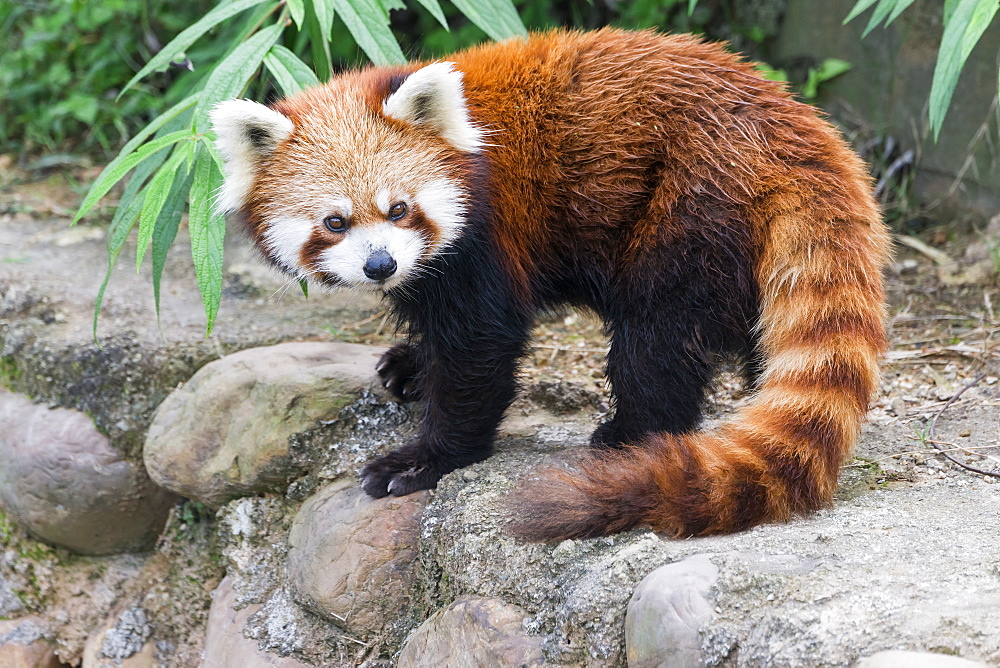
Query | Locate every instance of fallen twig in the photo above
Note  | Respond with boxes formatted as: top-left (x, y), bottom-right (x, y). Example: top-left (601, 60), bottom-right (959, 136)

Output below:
top-left (925, 373), bottom-right (999, 479)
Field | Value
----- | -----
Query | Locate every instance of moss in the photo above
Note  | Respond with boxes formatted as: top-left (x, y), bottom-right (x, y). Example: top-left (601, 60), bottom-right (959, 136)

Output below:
top-left (0, 356), bottom-right (21, 390)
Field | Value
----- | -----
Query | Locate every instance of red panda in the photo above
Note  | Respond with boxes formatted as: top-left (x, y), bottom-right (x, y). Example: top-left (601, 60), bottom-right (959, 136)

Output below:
top-left (211, 28), bottom-right (890, 541)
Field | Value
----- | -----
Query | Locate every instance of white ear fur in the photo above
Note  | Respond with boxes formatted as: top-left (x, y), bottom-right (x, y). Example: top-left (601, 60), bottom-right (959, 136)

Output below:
top-left (210, 99), bottom-right (294, 213)
top-left (383, 62), bottom-right (484, 153)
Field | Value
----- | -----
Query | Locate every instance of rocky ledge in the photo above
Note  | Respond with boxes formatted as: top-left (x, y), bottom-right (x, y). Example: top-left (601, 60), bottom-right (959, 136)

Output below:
top-left (0, 213), bottom-right (998, 667)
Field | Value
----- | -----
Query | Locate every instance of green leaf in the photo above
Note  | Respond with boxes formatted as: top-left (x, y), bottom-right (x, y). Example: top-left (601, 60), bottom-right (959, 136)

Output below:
top-left (307, 0), bottom-right (334, 80)
top-left (287, 0), bottom-right (306, 28)
top-left (843, 0), bottom-right (879, 24)
top-left (313, 0), bottom-right (336, 37)
top-left (189, 141), bottom-right (227, 336)
top-left (929, 0), bottom-right (1000, 141)
top-left (152, 168), bottom-right (195, 318)
top-left (73, 130), bottom-right (192, 224)
top-left (93, 188), bottom-right (146, 343)
top-left (412, 0), bottom-right (448, 28)
top-left (195, 21), bottom-right (285, 133)
top-left (884, 0), bottom-right (918, 24)
top-left (73, 95), bottom-right (199, 225)
top-left (862, 0), bottom-right (915, 36)
top-left (264, 44), bottom-right (320, 96)
top-left (120, 0), bottom-right (275, 98)
top-left (331, 0), bottom-right (406, 65)
top-left (688, 0), bottom-right (698, 15)
top-left (449, 0), bottom-right (527, 41)
top-left (299, 279), bottom-right (309, 297)
top-left (136, 140), bottom-right (195, 272)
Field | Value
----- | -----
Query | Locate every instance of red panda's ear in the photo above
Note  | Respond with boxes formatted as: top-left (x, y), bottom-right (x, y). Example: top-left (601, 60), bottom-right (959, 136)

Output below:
top-left (210, 99), bottom-right (294, 213)
top-left (383, 62), bottom-right (484, 153)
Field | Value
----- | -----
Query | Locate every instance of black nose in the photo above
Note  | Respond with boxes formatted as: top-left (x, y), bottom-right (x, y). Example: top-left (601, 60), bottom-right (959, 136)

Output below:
top-left (363, 249), bottom-right (397, 281)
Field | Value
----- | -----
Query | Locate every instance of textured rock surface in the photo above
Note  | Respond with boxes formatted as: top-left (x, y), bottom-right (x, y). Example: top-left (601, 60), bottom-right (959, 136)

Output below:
top-left (0, 388), bottom-right (177, 554)
top-left (625, 554), bottom-right (719, 668)
top-left (144, 341), bottom-right (385, 506)
top-left (81, 607), bottom-right (156, 668)
top-left (396, 596), bottom-right (544, 668)
top-left (202, 577), bottom-right (314, 668)
top-left (855, 651), bottom-right (989, 668)
top-left (0, 616), bottom-right (60, 668)
top-left (287, 479), bottom-right (429, 637)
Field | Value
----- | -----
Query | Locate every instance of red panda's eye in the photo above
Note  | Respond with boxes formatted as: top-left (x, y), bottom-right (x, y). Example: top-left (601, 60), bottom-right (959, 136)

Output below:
top-left (324, 215), bottom-right (347, 233)
top-left (388, 202), bottom-right (407, 221)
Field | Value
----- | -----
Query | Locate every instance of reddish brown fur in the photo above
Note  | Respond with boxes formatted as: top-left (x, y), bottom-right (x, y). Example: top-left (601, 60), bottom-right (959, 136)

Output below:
top-left (248, 28), bottom-right (890, 540)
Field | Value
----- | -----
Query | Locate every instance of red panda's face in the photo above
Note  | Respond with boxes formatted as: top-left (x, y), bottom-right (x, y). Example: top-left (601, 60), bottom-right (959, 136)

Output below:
top-left (212, 62), bottom-right (483, 292)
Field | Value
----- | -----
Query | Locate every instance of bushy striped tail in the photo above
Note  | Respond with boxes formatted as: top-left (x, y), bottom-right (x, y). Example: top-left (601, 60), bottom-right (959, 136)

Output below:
top-left (511, 185), bottom-right (890, 541)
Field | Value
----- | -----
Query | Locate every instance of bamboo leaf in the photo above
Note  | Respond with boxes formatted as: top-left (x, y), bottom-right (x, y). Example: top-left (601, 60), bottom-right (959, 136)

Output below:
top-left (136, 140), bottom-right (195, 272)
top-left (412, 0), bottom-right (447, 28)
top-left (152, 168), bottom-right (195, 318)
top-left (307, 0), bottom-right (334, 80)
top-left (843, 0), bottom-right (880, 24)
top-left (313, 0), bottom-right (336, 37)
top-left (265, 44), bottom-right (320, 96)
top-left (189, 142), bottom-right (227, 336)
top-left (929, 0), bottom-right (1000, 140)
top-left (73, 96), bottom-right (199, 225)
top-left (120, 0), bottom-right (275, 98)
top-left (73, 130), bottom-right (192, 224)
top-left (331, 0), bottom-right (406, 65)
top-left (299, 279), bottom-right (309, 297)
top-left (195, 22), bottom-right (285, 133)
top-left (885, 0), bottom-right (918, 24)
top-left (287, 0), bottom-right (306, 28)
top-left (93, 189), bottom-right (145, 343)
top-left (688, 0), bottom-right (698, 15)
top-left (449, 0), bottom-right (526, 41)
top-left (863, 0), bottom-right (914, 36)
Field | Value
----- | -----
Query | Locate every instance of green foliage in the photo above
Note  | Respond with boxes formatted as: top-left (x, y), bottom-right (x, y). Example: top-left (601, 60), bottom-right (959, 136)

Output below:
top-left (74, 0), bottom-right (527, 337)
top-left (0, 1), bottom-right (206, 156)
top-left (846, 0), bottom-right (1000, 141)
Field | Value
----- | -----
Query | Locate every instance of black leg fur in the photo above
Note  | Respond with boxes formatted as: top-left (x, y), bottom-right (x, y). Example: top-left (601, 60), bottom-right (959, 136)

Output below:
top-left (376, 343), bottom-right (421, 401)
top-left (360, 224), bottom-right (532, 497)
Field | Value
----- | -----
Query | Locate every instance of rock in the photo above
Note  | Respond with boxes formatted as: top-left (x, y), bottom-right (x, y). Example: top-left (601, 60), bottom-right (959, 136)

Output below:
top-left (397, 596), bottom-right (544, 668)
top-left (625, 554), bottom-right (719, 668)
top-left (0, 616), bottom-right (60, 668)
top-left (144, 341), bottom-right (385, 507)
top-left (287, 479), bottom-right (428, 637)
top-left (415, 420), bottom-right (1000, 667)
top-left (855, 650), bottom-right (988, 667)
top-left (0, 388), bottom-right (177, 555)
top-left (202, 577), bottom-right (313, 668)
top-left (81, 607), bottom-right (156, 668)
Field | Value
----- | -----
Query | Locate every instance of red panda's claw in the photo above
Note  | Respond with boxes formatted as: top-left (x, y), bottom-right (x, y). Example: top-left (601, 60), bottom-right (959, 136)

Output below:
top-left (375, 343), bottom-right (422, 402)
top-left (360, 450), bottom-right (440, 498)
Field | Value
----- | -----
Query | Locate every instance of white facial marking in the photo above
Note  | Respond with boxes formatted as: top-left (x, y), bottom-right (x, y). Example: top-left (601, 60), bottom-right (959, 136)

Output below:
top-left (262, 216), bottom-right (315, 278)
top-left (375, 187), bottom-right (392, 215)
top-left (415, 178), bottom-right (467, 248)
top-left (320, 223), bottom-right (427, 290)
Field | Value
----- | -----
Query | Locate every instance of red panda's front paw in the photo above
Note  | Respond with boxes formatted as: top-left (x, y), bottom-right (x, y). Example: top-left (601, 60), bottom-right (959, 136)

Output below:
top-left (376, 344), bottom-right (421, 402)
top-left (359, 451), bottom-right (441, 498)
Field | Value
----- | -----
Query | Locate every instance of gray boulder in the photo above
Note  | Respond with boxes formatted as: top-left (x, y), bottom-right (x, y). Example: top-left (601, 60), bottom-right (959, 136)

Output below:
top-left (625, 554), bottom-right (719, 668)
top-left (144, 341), bottom-right (385, 506)
top-left (287, 479), bottom-right (428, 637)
top-left (0, 389), bottom-right (176, 555)
top-left (397, 596), bottom-right (545, 668)
top-left (202, 577), bottom-right (314, 668)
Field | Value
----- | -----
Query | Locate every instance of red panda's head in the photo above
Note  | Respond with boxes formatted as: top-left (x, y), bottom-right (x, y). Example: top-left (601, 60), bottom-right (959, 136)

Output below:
top-left (211, 62), bottom-right (483, 292)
